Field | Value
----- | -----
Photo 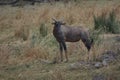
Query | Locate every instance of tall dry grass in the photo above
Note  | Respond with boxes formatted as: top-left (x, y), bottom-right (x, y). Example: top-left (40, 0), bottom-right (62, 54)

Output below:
top-left (14, 25), bottom-right (29, 40)
top-left (1, 1), bottom-right (120, 31)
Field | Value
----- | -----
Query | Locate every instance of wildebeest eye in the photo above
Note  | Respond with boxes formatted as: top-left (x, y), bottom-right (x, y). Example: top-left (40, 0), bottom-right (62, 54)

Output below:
top-left (52, 22), bottom-right (55, 25)
top-left (61, 22), bottom-right (66, 25)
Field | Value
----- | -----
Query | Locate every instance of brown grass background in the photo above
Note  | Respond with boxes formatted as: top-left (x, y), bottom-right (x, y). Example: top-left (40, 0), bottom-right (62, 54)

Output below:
top-left (0, 1), bottom-right (120, 80)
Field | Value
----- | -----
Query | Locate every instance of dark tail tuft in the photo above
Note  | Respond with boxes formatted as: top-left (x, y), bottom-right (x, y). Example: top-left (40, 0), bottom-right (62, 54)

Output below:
top-left (91, 38), bottom-right (94, 45)
top-left (86, 38), bottom-right (94, 52)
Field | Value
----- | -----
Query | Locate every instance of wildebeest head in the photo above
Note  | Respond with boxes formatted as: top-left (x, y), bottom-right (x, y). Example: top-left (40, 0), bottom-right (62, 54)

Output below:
top-left (52, 18), bottom-right (66, 27)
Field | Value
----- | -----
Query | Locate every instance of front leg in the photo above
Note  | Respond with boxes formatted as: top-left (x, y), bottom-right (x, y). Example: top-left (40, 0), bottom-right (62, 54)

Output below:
top-left (62, 41), bottom-right (68, 62)
top-left (59, 43), bottom-right (63, 62)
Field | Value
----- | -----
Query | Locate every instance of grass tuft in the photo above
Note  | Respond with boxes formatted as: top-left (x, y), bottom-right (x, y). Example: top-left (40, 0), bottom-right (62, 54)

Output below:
top-left (39, 23), bottom-right (48, 38)
top-left (94, 9), bottom-right (120, 34)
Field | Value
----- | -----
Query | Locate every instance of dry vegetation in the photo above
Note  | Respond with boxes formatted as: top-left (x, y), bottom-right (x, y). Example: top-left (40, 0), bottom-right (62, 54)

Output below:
top-left (0, 1), bottom-right (120, 80)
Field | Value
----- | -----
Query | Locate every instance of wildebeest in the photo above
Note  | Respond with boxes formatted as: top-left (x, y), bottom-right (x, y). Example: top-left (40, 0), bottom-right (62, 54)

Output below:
top-left (52, 18), bottom-right (93, 62)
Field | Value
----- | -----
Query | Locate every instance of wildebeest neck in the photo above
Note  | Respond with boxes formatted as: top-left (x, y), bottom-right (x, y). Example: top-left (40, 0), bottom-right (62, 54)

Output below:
top-left (53, 25), bottom-right (62, 33)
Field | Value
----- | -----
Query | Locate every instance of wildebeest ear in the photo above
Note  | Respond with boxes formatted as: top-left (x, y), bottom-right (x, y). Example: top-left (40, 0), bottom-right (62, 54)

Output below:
top-left (52, 22), bottom-right (55, 25)
top-left (61, 22), bottom-right (66, 25)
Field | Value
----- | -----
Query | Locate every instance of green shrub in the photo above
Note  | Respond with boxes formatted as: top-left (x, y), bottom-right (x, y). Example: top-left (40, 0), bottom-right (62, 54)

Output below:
top-left (93, 12), bottom-right (106, 31)
top-left (39, 23), bottom-right (48, 37)
top-left (93, 10), bottom-right (120, 34)
top-left (106, 11), bottom-right (120, 33)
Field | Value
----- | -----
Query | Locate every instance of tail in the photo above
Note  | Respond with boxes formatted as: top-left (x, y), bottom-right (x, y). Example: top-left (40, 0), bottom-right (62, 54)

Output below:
top-left (91, 38), bottom-right (94, 46)
top-left (86, 38), bottom-right (94, 52)
top-left (81, 37), bottom-right (94, 52)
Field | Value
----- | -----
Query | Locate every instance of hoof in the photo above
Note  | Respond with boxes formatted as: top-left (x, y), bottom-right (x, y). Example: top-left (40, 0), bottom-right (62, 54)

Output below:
top-left (64, 60), bottom-right (68, 63)
top-left (61, 59), bottom-right (63, 62)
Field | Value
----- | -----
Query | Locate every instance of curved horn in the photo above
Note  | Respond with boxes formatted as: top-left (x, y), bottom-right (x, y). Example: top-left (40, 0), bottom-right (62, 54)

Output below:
top-left (59, 18), bottom-right (64, 22)
top-left (52, 18), bottom-right (57, 22)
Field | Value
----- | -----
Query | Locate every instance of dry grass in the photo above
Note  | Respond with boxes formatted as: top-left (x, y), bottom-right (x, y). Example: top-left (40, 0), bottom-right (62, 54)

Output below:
top-left (49, 68), bottom-right (66, 80)
top-left (0, 1), bottom-right (120, 80)
top-left (1, 1), bottom-right (120, 30)
top-left (23, 47), bottom-right (49, 60)
top-left (0, 45), bottom-right (10, 64)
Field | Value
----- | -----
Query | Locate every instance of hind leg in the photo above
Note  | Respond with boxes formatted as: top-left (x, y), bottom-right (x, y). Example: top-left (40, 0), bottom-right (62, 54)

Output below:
top-left (81, 38), bottom-right (91, 62)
